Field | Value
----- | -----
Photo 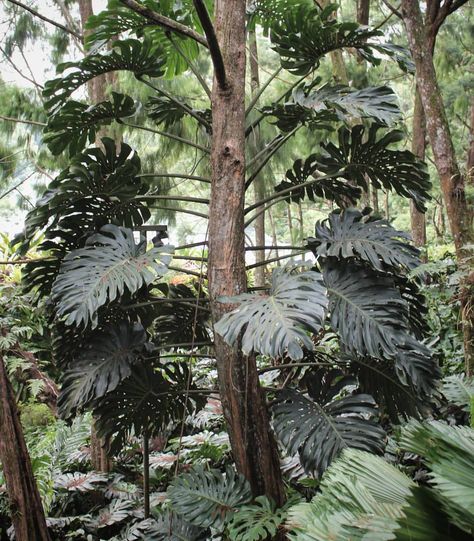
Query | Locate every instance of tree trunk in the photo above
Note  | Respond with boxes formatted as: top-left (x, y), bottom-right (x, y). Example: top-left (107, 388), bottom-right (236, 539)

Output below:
top-left (249, 27), bottom-right (266, 288)
top-left (410, 88), bottom-right (427, 247)
top-left (208, 0), bottom-right (285, 507)
top-left (0, 355), bottom-right (51, 541)
top-left (401, 0), bottom-right (474, 373)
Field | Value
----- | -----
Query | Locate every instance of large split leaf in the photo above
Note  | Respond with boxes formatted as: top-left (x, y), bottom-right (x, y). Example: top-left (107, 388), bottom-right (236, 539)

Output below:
top-left (315, 124), bottom-right (431, 211)
top-left (168, 466), bottom-right (252, 530)
top-left (58, 321), bottom-right (148, 420)
top-left (44, 93), bottom-right (136, 156)
top-left (152, 512), bottom-right (209, 541)
top-left (293, 84), bottom-right (400, 126)
top-left (94, 361), bottom-right (202, 453)
top-left (308, 209), bottom-right (421, 272)
top-left (275, 155), bottom-right (361, 206)
top-left (43, 38), bottom-right (165, 110)
top-left (215, 261), bottom-right (327, 360)
top-left (272, 368), bottom-right (385, 476)
top-left (51, 224), bottom-right (172, 328)
top-left (270, 4), bottom-right (380, 76)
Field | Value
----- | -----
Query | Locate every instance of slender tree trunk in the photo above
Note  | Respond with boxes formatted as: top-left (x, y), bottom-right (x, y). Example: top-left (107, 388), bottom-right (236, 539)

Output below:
top-left (208, 0), bottom-right (285, 507)
top-left (410, 88), bottom-right (427, 247)
top-left (0, 355), bottom-right (51, 541)
top-left (249, 27), bottom-right (266, 288)
top-left (268, 208), bottom-right (281, 266)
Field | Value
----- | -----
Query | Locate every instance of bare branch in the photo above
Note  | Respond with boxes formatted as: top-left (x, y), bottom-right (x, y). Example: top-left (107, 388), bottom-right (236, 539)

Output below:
top-left (192, 0), bottom-right (227, 89)
top-left (6, 0), bottom-right (82, 39)
top-left (118, 0), bottom-right (208, 47)
top-left (0, 115), bottom-right (46, 127)
top-left (381, 0), bottom-right (402, 18)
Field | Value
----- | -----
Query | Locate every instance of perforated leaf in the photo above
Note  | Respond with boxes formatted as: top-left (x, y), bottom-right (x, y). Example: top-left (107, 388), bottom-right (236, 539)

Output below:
top-left (315, 124), bottom-right (431, 212)
top-left (58, 321), bottom-right (148, 420)
top-left (215, 261), bottom-right (327, 360)
top-left (44, 93), bottom-right (136, 156)
top-left (293, 84), bottom-right (400, 126)
top-left (51, 224), bottom-right (172, 328)
top-left (308, 209), bottom-right (421, 272)
top-left (275, 155), bottom-right (361, 206)
top-left (43, 38), bottom-right (165, 110)
top-left (168, 466), bottom-right (252, 530)
top-left (270, 4), bottom-right (380, 76)
top-left (272, 369), bottom-right (385, 476)
top-left (94, 361), bottom-right (203, 454)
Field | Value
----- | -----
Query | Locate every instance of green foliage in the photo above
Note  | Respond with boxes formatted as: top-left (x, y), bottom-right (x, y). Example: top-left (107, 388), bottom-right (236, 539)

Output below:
top-left (442, 374), bottom-right (474, 413)
top-left (44, 93), bottom-right (136, 156)
top-left (58, 321), bottom-right (149, 419)
top-left (94, 361), bottom-right (202, 453)
top-left (227, 495), bottom-right (287, 541)
top-left (288, 421), bottom-right (474, 540)
top-left (272, 368), bottom-right (385, 476)
top-left (316, 124), bottom-right (432, 211)
top-left (275, 155), bottom-right (361, 207)
top-left (308, 209), bottom-right (421, 273)
top-left (43, 38), bottom-right (165, 110)
top-left (215, 261), bottom-right (327, 360)
top-left (168, 466), bottom-right (252, 530)
top-left (51, 224), bottom-right (172, 328)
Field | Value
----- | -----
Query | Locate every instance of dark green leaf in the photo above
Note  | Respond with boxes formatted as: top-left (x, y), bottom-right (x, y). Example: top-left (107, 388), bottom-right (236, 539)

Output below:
top-left (44, 93), bottom-right (136, 155)
top-left (215, 261), bottom-right (327, 360)
top-left (58, 321), bottom-right (148, 419)
top-left (272, 369), bottom-right (385, 476)
top-left (315, 124), bottom-right (431, 211)
top-left (51, 224), bottom-right (172, 328)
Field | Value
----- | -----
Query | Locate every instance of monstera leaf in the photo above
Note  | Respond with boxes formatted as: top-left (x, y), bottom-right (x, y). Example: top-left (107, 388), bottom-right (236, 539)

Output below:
top-left (293, 84), bottom-right (400, 126)
top-left (324, 264), bottom-right (439, 397)
top-left (153, 283), bottom-right (211, 348)
top-left (215, 262), bottom-right (327, 360)
top-left (315, 124), bottom-right (431, 211)
top-left (85, 0), bottom-right (202, 78)
top-left (44, 93), bottom-right (136, 155)
top-left (18, 138), bottom-right (150, 253)
top-left (51, 225), bottom-right (172, 328)
top-left (351, 355), bottom-right (425, 421)
top-left (43, 38), bottom-right (165, 110)
top-left (168, 466), bottom-right (252, 530)
top-left (260, 102), bottom-right (337, 133)
top-left (275, 155), bottom-right (361, 206)
top-left (94, 361), bottom-right (202, 453)
top-left (137, 513), bottom-right (209, 541)
top-left (270, 4), bottom-right (380, 76)
top-left (58, 321), bottom-right (148, 420)
top-left (308, 209), bottom-right (421, 272)
top-left (271, 369), bottom-right (385, 476)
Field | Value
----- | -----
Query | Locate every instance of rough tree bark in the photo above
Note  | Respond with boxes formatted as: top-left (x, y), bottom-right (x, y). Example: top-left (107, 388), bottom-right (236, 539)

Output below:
top-left (0, 355), bottom-right (51, 541)
top-left (410, 88), bottom-right (427, 247)
top-left (207, 0), bottom-right (285, 507)
top-left (248, 27), bottom-right (266, 288)
top-left (401, 0), bottom-right (474, 373)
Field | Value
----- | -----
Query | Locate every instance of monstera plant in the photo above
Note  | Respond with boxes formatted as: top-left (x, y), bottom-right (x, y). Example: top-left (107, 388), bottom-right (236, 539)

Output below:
top-left (14, 0), bottom-right (442, 538)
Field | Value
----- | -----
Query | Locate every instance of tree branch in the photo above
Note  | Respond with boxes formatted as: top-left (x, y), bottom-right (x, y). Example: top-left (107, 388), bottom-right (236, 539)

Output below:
top-left (192, 0), bottom-right (227, 89)
top-left (6, 0), bottom-right (82, 39)
top-left (381, 0), bottom-right (402, 18)
top-left (118, 0), bottom-right (208, 47)
top-left (0, 115), bottom-right (46, 127)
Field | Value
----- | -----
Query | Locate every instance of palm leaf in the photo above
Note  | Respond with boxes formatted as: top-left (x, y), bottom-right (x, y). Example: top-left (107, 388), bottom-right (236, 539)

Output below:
top-left (51, 224), bottom-right (172, 328)
top-left (315, 124), bottom-right (431, 211)
top-left (308, 209), bottom-right (421, 272)
top-left (442, 374), bottom-right (474, 412)
top-left (168, 466), bottom-right (252, 530)
top-left (214, 261), bottom-right (327, 360)
top-left (272, 368), bottom-right (385, 476)
top-left (400, 420), bottom-right (474, 534)
top-left (293, 84), bottom-right (400, 126)
top-left (275, 155), bottom-right (361, 206)
top-left (43, 38), bottom-right (165, 110)
top-left (54, 471), bottom-right (108, 492)
top-left (58, 321), bottom-right (148, 419)
top-left (94, 361), bottom-right (203, 454)
top-left (44, 93), bottom-right (136, 156)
